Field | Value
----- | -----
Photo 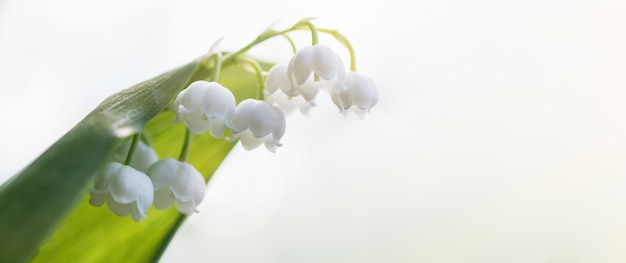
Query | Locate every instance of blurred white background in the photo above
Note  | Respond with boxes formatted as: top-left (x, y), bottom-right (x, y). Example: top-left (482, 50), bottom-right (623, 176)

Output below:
top-left (1, 0), bottom-right (626, 262)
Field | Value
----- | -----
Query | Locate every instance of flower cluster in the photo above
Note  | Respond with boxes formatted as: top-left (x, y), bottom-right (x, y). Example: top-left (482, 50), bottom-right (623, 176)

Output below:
top-left (174, 80), bottom-right (287, 153)
top-left (265, 45), bottom-right (378, 118)
top-left (89, 19), bottom-right (379, 221)
top-left (173, 47), bottom-right (378, 152)
top-left (90, 140), bottom-right (205, 222)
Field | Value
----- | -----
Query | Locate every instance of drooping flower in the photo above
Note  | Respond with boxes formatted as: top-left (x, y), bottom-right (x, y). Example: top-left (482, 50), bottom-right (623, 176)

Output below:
top-left (229, 99), bottom-right (286, 152)
top-left (265, 63), bottom-right (311, 115)
top-left (89, 162), bottom-right (154, 222)
top-left (174, 80), bottom-right (236, 138)
top-left (331, 72), bottom-right (379, 118)
top-left (147, 158), bottom-right (206, 214)
top-left (286, 45), bottom-right (347, 103)
top-left (113, 140), bottom-right (158, 173)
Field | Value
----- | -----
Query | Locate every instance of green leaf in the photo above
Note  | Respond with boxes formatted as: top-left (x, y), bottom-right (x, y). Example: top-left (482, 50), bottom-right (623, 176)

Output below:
top-left (0, 56), bottom-right (263, 262)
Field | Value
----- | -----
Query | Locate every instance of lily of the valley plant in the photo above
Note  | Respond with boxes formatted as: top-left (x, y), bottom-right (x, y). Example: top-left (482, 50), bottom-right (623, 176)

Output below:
top-left (89, 18), bottom-right (379, 222)
top-left (0, 17), bottom-right (378, 263)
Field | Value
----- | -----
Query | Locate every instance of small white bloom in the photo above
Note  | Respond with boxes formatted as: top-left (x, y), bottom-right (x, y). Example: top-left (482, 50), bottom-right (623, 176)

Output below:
top-left (89, 162), bottom-right (154, 222)
top-left (174, 80), bottom-right (236, 138)
top-left (230, 99), bottom-right (286, 152)
top-left (147, 158), bottom-right (206, 214)
top-left (265, 63), bottom-right (311, 115)
top-left (113, 140), bottom-right (158, 173)
top-left (331, 72), bottom-right (379, 118)
top-left (286, 45), bottom-right (346, 103)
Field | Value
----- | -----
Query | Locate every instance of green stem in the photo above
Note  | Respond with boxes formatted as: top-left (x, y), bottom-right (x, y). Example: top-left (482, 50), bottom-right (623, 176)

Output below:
top-left (124, 133), bottom-right (141, 165)
top-left (222, 27), bottom-right (294, 67)
top-left (211, 51), bottom-right (223, 82)
top-left (222, 20), bottom-right (319, 67)
top-left (319, 28), bottom-right (357, 71)
top-left (281, 33), bottom-right (297, 54)
top-left (236, 56), bottom-right (266, 100)
top-left (178, 128), bottom-right (191, 162)
top-left (300, 20), bottom-right (319, 46)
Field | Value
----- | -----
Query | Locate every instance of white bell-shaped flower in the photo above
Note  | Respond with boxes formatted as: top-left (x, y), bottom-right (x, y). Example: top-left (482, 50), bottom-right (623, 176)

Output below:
top-left (331, 72), bottom-right (379, 118)
top-left (286, 45), bottom-right (347, 103)
top-left (229, 99), bottom-right (286, 152)
top-left (174, 80), bottom-right (236, 138)
top-left (89, 162), bottom-right (154, 222)
top-left (147, 158), bottom-right (206, 214)
top-left (113, 140), bottom-right (158, 173)
top-left (265, 63), bottom-right (311, 115)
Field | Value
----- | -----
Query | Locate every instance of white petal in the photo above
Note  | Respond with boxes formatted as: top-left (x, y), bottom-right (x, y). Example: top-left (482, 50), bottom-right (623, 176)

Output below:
top-left (173, 89), bottom-right (187, 123)
top-left (269, 105), bottom-right (286, 147)
top-left (135, 188), bottom-right (153, 219)
top-left (239, 130), bottom-right (264, 150)
top-left (331, 93), bottom-right (345, 111)
top-left (147, 158), bottom-right (178, 190)
top-left (262, 135), bottom-right (278, 153)
top-left (184, 108), bottom-right (211, 134)
top-left (264, 88), bottom-right (311, 115)
top-left (92, 162), bottom-right (123, 191)
top-left (312, 45), bottom-right (344, 81)
top-left (296, 77), bottom-right (320, 103)
top-left (153, 188), bottom-right (175, 210)
top-left (288, 46), bottom-right (315, 85)
top-left (109, 165), bottom-right (153, 204)
top-left (170, 162), bottom-right (205, 203)
top-left (106, 195), bottom-right (132, 217)
top-left (231, 100), bottom-right (287, 152)
top-left (248, 102), bottom-right (278, 138)
top-left (265, 63), bottom-right (290, 96)
top-left (91, 162), bottom-right (153, 222)
top-left (352, 74), bottom-right (379, 110)
top-left (179, 81), bottom-right (209, 111)
top-left (201, 82), bottom-right (236, 120)
top-left (339, 72), bottom-right (379, 113)
top-left (148, 159), bottom-right (205, 213)
top-left (130, 205), bottom-right (146, 222)
top-left (229, 99), bottom-right (256, 133)
top-left (88, 190), bottom-right (107, 207)
top-left (207, 118), bottom-right (228, 138)
top-left (175, 200), bottom-right (197, 215)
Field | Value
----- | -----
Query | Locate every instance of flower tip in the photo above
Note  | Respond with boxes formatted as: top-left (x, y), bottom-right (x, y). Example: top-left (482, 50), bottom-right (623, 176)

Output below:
top-left (297, 17), bottom-right (318, 24)
top-left (208, 37), bottom-right (225, 56)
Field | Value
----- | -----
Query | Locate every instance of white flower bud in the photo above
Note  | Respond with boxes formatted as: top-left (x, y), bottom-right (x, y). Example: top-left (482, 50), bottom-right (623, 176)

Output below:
top-left (89, 162), bottom-right (154, 222)
top-left (331, 72), bottom-right (379, 118)
top-left (174, 81), bottom-right (236, 138)
top-left (147, 158), bottom-right (206, 215)
top-left (113, 140), bottom-right (158, 173)
top-left (265, 63), bottom-right (311, 115)
top-left (286, 45), bottom-right (347, 103)
top-left (229, 99), bottom-right (286, 152)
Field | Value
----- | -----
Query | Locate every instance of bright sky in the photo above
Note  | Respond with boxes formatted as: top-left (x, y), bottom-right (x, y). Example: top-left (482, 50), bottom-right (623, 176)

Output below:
top-left (1, 0), bottom-right (626, 262)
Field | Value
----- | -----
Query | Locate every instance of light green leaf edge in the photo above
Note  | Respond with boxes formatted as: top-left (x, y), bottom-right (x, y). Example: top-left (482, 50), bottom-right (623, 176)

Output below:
top-left (0, 57), bottom-right (203, 262)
